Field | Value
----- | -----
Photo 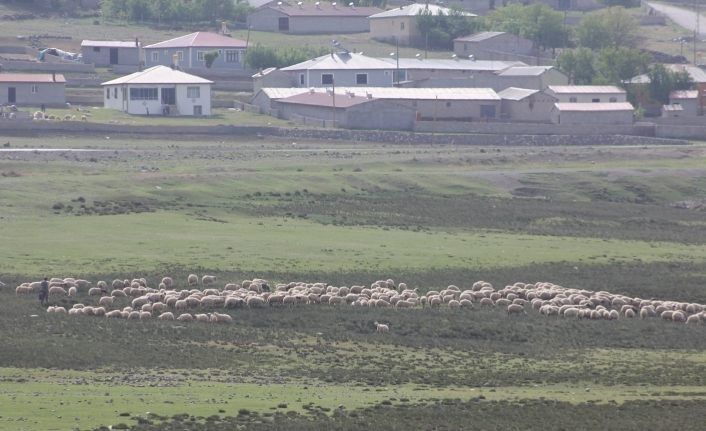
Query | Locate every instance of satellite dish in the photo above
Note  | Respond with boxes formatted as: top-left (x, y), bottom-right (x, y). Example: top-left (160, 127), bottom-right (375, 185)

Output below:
top-left (332, 2), bottom-right (337, 5)
top-left (451, 54), bottom-right (457, 58)
top-left (349, 1), bottom-right (354, 5)
top-left (389, 52), bottom-right (395, 56)
top-left (468, 54), bottom-right (475, 60)
top-left (415, 53), bottom-right (421, 58)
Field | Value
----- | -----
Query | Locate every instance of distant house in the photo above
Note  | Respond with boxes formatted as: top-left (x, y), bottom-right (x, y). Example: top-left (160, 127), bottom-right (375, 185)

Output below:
top-left (453, 32), bottom-right (552, 64)
top-left (628, 65), bottom-right (706, 115)
top-left (550, 102), bottom-right (634, 125)
top-left (143, 32), bottom-right (247, 71)
top-left (498, 87), bottom-right (557, 122)
top-left (381, 58), bottom-right (523, 86)
top-left (81, 40), bottom-right (141, 68)
top-left (101, 66), bottom-right (213, 116)
top-left (368, 4), bottom-right (476, 46)
top-left (274, 91), bottom-right (416, 130)
top-left (546, 85), bottom-right (626, 103)
top-left (248, 3), bottom-right (383, 34)
top-left (494, 66), bottom-right (568, 91)
top-left (0, 73), bottom-right (66, 106)
top-left (668, 90), bottom-right (700, 116)
top-left (278, 52), bottom-right (395, 87)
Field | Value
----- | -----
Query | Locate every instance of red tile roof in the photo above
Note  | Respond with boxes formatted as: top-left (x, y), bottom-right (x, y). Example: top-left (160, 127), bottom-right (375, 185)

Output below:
top-left (145, 32), bottom-right (247, 49)
top-left (0, 73), bottom-right (66, 83)
top-left (268, 3), bottom-right (382, 16)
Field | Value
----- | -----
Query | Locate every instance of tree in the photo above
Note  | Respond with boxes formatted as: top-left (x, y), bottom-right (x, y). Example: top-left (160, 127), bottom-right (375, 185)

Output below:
top-left (486, 4), bottom-right (568, 52)
top-left (416, 8), bottom-right (481, 50)
top-left (593, 47), bottom-right (649, 85)
top-left (556, 48), bottom-right (595, 85)
top-left (577, 7), bottom-right (639, 50)
top-left (598, 0), bottom-right (640, 7)
top-left (647, 64), bottom-right (694, 105)
top-left (204, 50), bottom-right (219, 68)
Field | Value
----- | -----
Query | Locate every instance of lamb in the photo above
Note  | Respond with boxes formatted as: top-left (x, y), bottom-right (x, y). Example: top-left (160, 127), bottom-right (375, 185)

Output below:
top-left (374, 321), bottom-right (389, 333)
top-left (188, 274), bottom-right (198, 286)
top-left (201, 275), bottom-right (216, 285)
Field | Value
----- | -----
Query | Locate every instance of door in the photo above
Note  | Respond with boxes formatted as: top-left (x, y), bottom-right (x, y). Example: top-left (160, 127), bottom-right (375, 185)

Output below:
top-left (161, 88), bottom-right (176, 105)
top-left (8, 87), bottom-right (16, 104)
top-left (193, 105), bottom-right (202, 116)
top-left (109, 48), bottom-right (119, 65)
top-left (278, 17), bottom-right (289, 31)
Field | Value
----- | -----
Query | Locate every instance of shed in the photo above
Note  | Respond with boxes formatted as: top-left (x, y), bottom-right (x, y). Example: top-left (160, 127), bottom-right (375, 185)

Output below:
top-left (668, 90), bottom-right (700, 116)
top-left (498, 87), bottom-right (556, 122)
top-left (551, 102), bottom-right (634, 125)
top-left (248, 3), bottom-right (383, 34)
top-left (101, 66), bottom-right (213, 116)
top-left (0, 73), bottom-right (66, 107)
top-left (81, 40), bottom-right (141, 68)
top-left (547, 85), bottom-right (627, 103)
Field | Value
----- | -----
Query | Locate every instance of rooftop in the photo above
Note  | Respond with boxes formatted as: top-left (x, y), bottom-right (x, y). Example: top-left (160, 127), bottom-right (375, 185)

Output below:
top-left (369, 3), bottom-right (475, 18)
top-left (554, 102), bottom-right (634, 112)
top-left (144, 32), bottom-right (247, 49)
top-left (277, 91), bottom-right (374, 108)
top-left (497, 66), bottom-right (556, 77)
top-left (548, 85), bottom-right (625, 94)
top-left (454, 31), bottom-right (506, 43)
top-left (258, 87), bottom-right (500, 101)
top-left (670, 89), bottom-right (699, 99)
top-left (265, 3), bottom-right (382, 17)
top-left (379, 57), bottom-right (524, 72)
top-left (81, 40), bottom-right (140, 48)
top-left (281, 52), bottom-right (394, 71)
top-left (498, 87), bottom-right (541, 101)
top-left (101, 66), bottom-right (213, 86)
top-left (662, 104), bottom-right (684, 111)
top-left (0, 73), bottom-right (66, 83)
top-left (626, 64), bottom-right (706, 84)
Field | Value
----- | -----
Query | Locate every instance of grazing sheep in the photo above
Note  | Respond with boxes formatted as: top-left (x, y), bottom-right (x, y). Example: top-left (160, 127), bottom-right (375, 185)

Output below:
top-left (68, 286), bottom-right (77, 297)
top-left (202, 275), bottom-right (216, 285)
top-left (459, 299), bottom-right (473, 308)
top-left (15, 284), bottom-right (32, 295)
top-left (127, 311), bottom-right (141, 320)
top-left (177, 313), bottom-right (194, 322)
top-left (479, 297), bottom-right (494, 307)
top-left (672, 311), bottom-right (686, 322)
top-left (158, 312), bottom-right (175, 320)
top-left (105, 310), bottom-right (123, 318)
top-left (210, 312), bottom-right (233, 323)
top-left (195, 313), bottom-right (210, 323)
top-left (448, 300), bottom-right (461, 309)
top-left (686, 314), bottom-right (701, 325)
top-left (161, 277), bottom-right (173, 288)
top-left (624, 309), bottom-right (636, 318)
top-left (111, 289), bottom-right (127, 298)
top-left (507, 304), bottom-right (525, 316)
top-left (374, 321), bottom-right (389, 333)
top-left (151, 302), bottom-right (167, 314)
top-left (188, 274), bottom-right (198, 286)
top-left (88, 287), bottom-right (103, 296)
top-left (49, 286), bottom-right (67, 297)
top-left (98, 296), bottom-right (114, 307)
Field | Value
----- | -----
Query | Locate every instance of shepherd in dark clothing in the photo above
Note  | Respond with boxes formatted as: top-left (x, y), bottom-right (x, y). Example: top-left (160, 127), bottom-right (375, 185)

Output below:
top-left (39, 278), bottom-right (49, 306)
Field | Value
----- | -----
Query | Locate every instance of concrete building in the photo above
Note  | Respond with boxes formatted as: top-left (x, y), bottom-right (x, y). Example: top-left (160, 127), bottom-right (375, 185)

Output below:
top-left (495, 66), bottom-right (568, 91)
top-left (0, 73), bottom-right (66, 106)
top-left (661, 103), bottom-right (684, 118)
top-left (274, 91), bottom-right (416, 130)
top-left (369, 4), bottom-right (476, 46)
top-left (248, 3), bottom-right (383, 34)
top-left (550, 102), bottom-right (634, 125)
top-left (453, 32), bottom-right (552, 64)
top-left (101, 66), bottom-right (213, 116)
top-left (278, 52), bottom-right (395, 88)
top-left (143, 32), bottom-right (247, 72)
top-left (380, 57), bottom-right (523, 86)
top-left (667, 90), bottom-right (700, 116)
top-left (498, 87), bottom-right (556, 122)
top-left (81, 40), bottom-right (141, 68)
top-left (546, 85), bottom-right (626, 103)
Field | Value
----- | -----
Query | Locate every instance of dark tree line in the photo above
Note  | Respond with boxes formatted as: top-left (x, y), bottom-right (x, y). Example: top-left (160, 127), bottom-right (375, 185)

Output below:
top-left (101, 0), bottom-right (252, 24)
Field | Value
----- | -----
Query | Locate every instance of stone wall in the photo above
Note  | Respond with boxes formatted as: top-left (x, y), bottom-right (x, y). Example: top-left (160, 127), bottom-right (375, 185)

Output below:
top-left (414, 120), bottom-right (653, 136)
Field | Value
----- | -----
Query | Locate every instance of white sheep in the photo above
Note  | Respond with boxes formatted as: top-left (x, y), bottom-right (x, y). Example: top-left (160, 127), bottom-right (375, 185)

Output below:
top-left (49, 286), bottom-right (67, 296)
top-left (202, 275), bottom-right (216, 285)
top-left (177, 313), bottom-right (194, 322)
top-left (98, 296), bottom-right (114, 307)
top-left (507, 304), bottom-right (525, 315)
top-left (374, 321), bottom-right (389, 333)
top-left (161, 277), bottom-right (173, 288)
top-left (188, 274), bottom-right (198, 286)
top-left (195, 313), bottom-right (210, 323)
top-left (158, 312), bottom-right (175, 320)
top-left (88, 287), bottom-right (103, 296)
top-left (210, 312), bottom-right (233, 323)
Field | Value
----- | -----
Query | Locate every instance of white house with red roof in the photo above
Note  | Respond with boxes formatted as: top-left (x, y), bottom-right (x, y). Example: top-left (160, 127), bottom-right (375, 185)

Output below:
top-left (143, 32), bottom-right (247, 71)
top-left (0, 73), bottom-right (66, 107)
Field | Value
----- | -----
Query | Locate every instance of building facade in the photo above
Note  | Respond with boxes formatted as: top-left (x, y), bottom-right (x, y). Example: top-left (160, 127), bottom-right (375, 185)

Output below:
top-left (369, 4), bottom-right (476, 46)
top-left (0, 73), bottom-right (66, 106)
top-left (498, 87), bottom-right (556, 122)
top-left (248, 3), bottom-right (383, 34)
top-left (550, 102), bottom-right (634, 124)
top-left (279, 52), bottom-right (395, 88)
top-left (143, 32), bottom-right (247, 71)
top-left (546, 85), bottom-right (627, 103)
top-left (81, 40), bottom-right (141, 67)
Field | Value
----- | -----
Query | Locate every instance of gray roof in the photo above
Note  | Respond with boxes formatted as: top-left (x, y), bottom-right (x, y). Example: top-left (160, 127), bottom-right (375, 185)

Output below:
top-left (663, 104), bottom-right (684, 112)
top-left (548, 85), bottom-right (625, 94)
top-left (554, 102), bottom-right (634, 112)
top-left (497, 66), bottom-right (555, 77)
top-left (257, 86), bottom-right (500, 101)
top-left (369, 3), bottom-right (475, 18)
top-left (379, 57), bottom-right (524, 72)
top-left (81, 40), bottom-right (140, 48)
top-left (281, 52), bottom-right (394, 71)
top-left (498, 87), bottom-right (539, 101)
top-left (454, 31), bottom-right (505, 43)
top-left (101, 66), bottom-right (213, 86)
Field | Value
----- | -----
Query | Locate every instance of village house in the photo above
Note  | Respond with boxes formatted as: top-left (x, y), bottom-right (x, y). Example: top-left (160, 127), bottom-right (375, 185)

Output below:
top-left (143, 32), bottom-right (247, 72)
top-left (628, 65), bottom-right (706, 116)
top-left (546, 85), bottom-right (626, 103)
top-left (493, 66), bottom-right (568, 91)
top-left (453, 32), bottom-right (552, 65)
top-left (81, 40), bottom-right (141, 68)
top-left (550, 102), bottom-right (634, 125)
top-left (276, 51), bottom-right (396, 88)
top-left (368, 4), bottom-right (476, 46)
top-left (381, 57), bottom-right (523, 86)
top-left (498, 87), bottom-right (557, 122)
top-left (0, 73), bottom-right (66, 106)
top-left (664, 90), bottom-right (700, 117)
top-left (101, 66), bottom-right (213, 116)
top-left (248, 2), bottom-right (383, 34)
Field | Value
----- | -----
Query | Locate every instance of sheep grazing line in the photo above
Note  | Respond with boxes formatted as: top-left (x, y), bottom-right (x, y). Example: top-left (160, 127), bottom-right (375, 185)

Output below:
top-left (16, 276), bottom-right (706, 327)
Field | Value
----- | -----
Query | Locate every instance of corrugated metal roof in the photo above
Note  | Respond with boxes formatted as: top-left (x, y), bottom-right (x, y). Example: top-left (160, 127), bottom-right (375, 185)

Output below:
top-left (554, 102), bottom-right (634, 112)
top-left (0, 73), bottom-right (66, 83)
top-left (454, 31), bottom-right (505, 43)
top-left (548, 85), bottom-right (625, 94)
top-left (258, 88), bottom-right (308, 99)
top-left (144, 32), bottom-right (247, 49)
top-left (266, 3), bottom-right (382, 17)
top-left (497, 87), bottom-right (539, 101)
top-left (670, 90), bottom-right (699, 99)
top-left (277, 91), bottom-right (373, 108)
top-left (497, 66), bottom-right (554, 77)
top-left (627, 65), bottom-right (706, 85)
top-left (81, 40), bottom-right (140, 48)
top-left (379, 57), bottom-right (523, 71)
top-left (663, 104), bottom-right (684, 111)
top-left (281, 52), bottom-right (394, 71)
top-left (101, 66), bottom-right (213, 85)
top-left (369, 3), bottom-right (475, 18)
top-left (258, 87), bottom-right (499, 100)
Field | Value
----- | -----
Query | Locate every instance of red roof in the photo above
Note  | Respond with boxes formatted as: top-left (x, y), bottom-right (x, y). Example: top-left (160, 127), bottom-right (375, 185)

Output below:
top-left (145, 32), bottom-right (247, 49)
top-left (277, 91), bottom-right (373, 108)
top-left (268, 4), bottom-right (382, 16)
top-left (0, 73), bottom-right (66, 83)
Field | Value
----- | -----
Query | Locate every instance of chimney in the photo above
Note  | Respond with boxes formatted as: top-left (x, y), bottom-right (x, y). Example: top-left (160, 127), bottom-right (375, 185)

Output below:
top-left (221, 21), bottom-right (228, 34)
top-left (52, 72), bottom-right (56, 82)
top-left (135, 37), bottom-right (139, 47)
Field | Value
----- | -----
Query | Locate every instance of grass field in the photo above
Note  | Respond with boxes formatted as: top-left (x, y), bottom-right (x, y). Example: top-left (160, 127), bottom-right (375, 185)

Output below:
top-left (2, 135), bottom-right (706, 430)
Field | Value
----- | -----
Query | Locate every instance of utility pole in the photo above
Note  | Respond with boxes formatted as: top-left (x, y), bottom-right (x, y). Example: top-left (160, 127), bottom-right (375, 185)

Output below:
top-left (396, 37), bottom-right (400, 85)
top-left (695, 0), bottom-right (699, 64)
top-left (331, 76), bottom-right (336, 128)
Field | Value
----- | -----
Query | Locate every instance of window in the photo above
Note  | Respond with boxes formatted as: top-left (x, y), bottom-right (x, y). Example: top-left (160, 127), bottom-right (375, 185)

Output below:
top-left (31, 85), bottom-right (38, 94)
top-left (400, 22), bottom-right (405, 30)
top-left (187, 86), bottom-right (200, 99)
top-left (299, 74), bottom-right (305, 85)
top-left (356, 73), bottom-right (368, 85)
top-left (225, 50), bottom-right (239, 63)
top-left (592, 98), bottom-right (600, 103)
top-left (176, 51), bottom-right (184, 61)
top-left (93, 46), bottom-right (100, 52)
top-left (569, 97), bottom-right (577, 103)
top-left (194, 105), bottom-right (203, 116)
top-left (114, 87), bottom-right (117, 98)
top-left (609, 97), bottom-right (617, 103)
top-left (106, 88), bottom-right (110, 99)
top-left (129, 88), bottom-right (158, 100)
top-left (321, 73), bottom-right (334, 85)
top-left (445, 101), bottom-right (451, 107)
top-left (151, 51), bottom-right (159, 62)
top-left (197, 51), bottom-right (205, 61)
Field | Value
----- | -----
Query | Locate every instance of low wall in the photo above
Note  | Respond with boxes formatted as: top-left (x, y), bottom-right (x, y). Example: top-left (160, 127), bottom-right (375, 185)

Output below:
top-left (655, 124), bottom-right (706, 139)
top-left (414, 121), bottom-right (654, 136)
top-left (0, 60), bottom-right (95, 73)
top-left (0, 120), bottom-right (686, 146)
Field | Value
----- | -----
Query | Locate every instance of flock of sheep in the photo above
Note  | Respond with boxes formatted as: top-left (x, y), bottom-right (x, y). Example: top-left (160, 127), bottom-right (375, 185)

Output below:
top-left (12, 275), bottom-right (706, 326)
